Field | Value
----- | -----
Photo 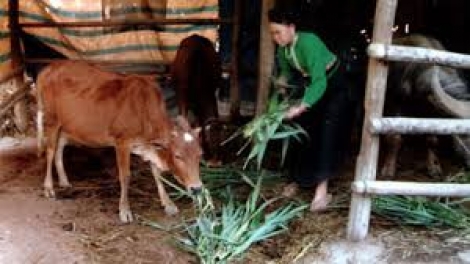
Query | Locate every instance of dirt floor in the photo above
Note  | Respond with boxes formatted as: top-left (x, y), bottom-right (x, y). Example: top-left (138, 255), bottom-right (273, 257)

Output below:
top-left (0, 136), bottom-right (469, 264)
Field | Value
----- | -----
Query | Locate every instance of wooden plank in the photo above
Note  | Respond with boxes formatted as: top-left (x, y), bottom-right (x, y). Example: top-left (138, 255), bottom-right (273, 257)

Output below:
top-left (255, 0), bottom-right (275, 116)
top-left (370, 117), bottom-right (470, 135)
top-left (352, 181), bottom-right (470, 197)
top-left (347, 0), bottom-right (398, 242)
top-left (368, 44), bottom-right (470, 69)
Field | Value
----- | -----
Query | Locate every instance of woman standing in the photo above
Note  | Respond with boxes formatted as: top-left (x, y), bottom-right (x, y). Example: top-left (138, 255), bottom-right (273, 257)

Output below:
top-left (268, 7), bottom-right (354, 211)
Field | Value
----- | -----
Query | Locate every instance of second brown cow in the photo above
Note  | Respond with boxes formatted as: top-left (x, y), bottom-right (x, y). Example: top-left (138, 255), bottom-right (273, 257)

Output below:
top-left (170, 34), bottom-right (222, 164)
top-left (36, 61), bottom-right (203, 223)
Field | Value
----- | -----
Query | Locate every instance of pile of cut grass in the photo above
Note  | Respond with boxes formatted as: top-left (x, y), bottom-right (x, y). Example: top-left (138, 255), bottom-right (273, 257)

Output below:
top-left (372, 195), bottom-right (470, 229)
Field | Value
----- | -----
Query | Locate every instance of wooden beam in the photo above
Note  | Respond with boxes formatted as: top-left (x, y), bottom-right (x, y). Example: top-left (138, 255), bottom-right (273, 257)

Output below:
top-left (370, 117), bottom-right (470, 135)
top-left (256, 0), bottom-right (275, 116)
top-left (347, 0), bottom-right (398, 242)
top-left (352, 181), bottom-right (470, 197)
top-left (19, 18), bottom-right (232, 28)
top-left (368, 43), bottom-right (470, 69)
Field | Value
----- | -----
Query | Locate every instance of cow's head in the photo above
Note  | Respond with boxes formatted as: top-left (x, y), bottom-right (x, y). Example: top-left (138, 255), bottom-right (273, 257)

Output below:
top-left (131, 116), bottom-right (203, 195)
top-left (165, 116), bottom-right (203, 194)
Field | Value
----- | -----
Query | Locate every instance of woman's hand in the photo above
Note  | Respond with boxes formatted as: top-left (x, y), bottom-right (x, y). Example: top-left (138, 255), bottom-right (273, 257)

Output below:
top-left (273, 76), bottom-right (288, 95)
top-left (284, 103), bottom-right (308, 120)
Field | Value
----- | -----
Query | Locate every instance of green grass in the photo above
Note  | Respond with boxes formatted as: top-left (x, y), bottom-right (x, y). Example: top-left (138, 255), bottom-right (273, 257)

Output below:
top-left (372, 195), bottom-right (470, 229)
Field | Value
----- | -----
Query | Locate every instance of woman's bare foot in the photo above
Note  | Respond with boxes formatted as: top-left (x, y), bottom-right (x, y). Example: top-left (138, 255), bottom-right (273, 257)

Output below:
top-left (310, 193), bottom-right (332, 212)
top-left (206, 159), bottom-right (222, 167)
top-left (282, 182), bottom-right (299, 198)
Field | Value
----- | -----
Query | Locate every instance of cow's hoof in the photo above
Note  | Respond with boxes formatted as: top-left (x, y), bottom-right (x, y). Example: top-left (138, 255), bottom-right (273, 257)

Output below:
top-left (119, 210), bottom-right (134, 223)
top-left (59, 181), bottom-right (72, 189)
top-left (44, 188), bottom-right (56, 199)
top-left (428, 166), bottom-right (442, 179)
top-left (164, 205), bottom-right (179, 216)
top-left (206, 159), bottom-right (222, 167)
top-left (380, 166), bottom-right (395, 180)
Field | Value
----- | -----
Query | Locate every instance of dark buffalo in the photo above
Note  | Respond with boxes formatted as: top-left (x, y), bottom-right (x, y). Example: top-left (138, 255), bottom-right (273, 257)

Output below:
top-left (382, 34), bottom-right (470, 178)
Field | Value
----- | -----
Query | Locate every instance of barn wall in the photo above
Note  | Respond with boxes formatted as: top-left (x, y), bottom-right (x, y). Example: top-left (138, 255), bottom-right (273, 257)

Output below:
top-left (0, 0), bottom-right (219, 80)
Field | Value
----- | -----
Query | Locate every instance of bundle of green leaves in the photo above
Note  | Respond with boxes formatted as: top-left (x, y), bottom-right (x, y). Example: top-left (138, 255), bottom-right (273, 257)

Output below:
top-left (175, 176), bottom-right (307, 264)
top-left (224, 92), bottom-right (306, 170)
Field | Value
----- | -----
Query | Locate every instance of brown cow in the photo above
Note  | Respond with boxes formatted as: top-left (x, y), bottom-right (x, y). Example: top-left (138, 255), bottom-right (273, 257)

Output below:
top-left (170, 34), bottom-right (222, 165)
top-left (36, 61), bottom-right (203, 223)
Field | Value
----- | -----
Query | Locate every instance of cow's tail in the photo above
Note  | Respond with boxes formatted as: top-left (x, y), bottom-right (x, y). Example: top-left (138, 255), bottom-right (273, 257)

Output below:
top-left (36, 83), bottom-right (45, 157)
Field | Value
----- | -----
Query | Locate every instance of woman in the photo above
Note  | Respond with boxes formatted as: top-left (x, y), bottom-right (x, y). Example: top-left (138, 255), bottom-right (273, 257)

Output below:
top-left (268, 8), bottom-right (354, 212)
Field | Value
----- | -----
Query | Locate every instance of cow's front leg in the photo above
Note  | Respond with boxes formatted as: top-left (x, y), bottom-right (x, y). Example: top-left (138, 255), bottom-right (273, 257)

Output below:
top-left (426, 136), bottom-right (442, 178)
top-left (55, 134), bottom-right (72, 188)
top-left (151, 164), bottom-right (178, 215)
top-left (381, 134), bottom-right (402, 179)
top-left (44, 126), bottom-right (60, 198)
top-left (116, 144), bottom-right (133, 223)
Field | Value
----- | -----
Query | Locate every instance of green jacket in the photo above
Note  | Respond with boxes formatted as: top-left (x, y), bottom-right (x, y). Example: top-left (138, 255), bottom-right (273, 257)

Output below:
top-left (277, 32), bottom-right (336, 107)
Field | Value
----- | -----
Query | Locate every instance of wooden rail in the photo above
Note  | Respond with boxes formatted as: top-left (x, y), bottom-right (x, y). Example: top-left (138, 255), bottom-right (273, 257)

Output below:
top-left (370, 117), bottom-right (470, 135)
top-left (368, 43), bottom-right (470, 69)
top-left (20, 18), bottom-right (232, 28)
top-left (352, 181), bottom-right (470, 197)
top-left (347, 0), bottom-right (470, 242)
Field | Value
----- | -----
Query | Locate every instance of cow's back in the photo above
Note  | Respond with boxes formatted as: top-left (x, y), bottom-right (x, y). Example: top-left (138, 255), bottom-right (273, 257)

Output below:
top-left (37, 61), bottom-right (170, 146)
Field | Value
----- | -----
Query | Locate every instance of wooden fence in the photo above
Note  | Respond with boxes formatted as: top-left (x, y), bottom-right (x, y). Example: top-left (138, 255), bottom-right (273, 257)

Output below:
top-left (347, 0), bottom-right (470, 241)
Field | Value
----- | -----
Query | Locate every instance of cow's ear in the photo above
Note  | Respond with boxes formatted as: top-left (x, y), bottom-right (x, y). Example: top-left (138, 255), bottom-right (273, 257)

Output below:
top-left (150, 139), bottom-right (168, 149)
top-left (193, 127), bottom-right (202, 137)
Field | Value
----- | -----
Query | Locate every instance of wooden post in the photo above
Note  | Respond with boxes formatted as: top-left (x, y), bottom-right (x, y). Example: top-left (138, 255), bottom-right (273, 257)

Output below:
top-left (255, 0), bottom-right (275, 116)
top-left (347, 0), bottom-right (398, 241)
top-left (229, 0), bottom-right (241, 119)
top-left (8, 0), bottom-right (29, 133)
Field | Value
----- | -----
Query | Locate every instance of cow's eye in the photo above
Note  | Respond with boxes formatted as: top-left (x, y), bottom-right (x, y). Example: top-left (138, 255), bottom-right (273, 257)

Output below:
top-left (174, 153), bottom-right (184, 160)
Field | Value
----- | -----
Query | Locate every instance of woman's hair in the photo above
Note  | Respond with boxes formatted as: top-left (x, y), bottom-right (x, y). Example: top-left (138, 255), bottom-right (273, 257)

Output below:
top-left (268, 7), bottom-right (300, 25)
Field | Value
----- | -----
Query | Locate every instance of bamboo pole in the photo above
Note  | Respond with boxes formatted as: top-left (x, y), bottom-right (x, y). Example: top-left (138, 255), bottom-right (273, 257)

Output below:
top-left (255, 0), bottom-right (275, 116)
top-left (9, 0), bottom-right (29, 133)
top-left (352, 181), bottom-right (470, 197)
top-left (368, 44), bottom-right (470, 69)
top-left (347, 0), bottom-right (398, 242)
top-left (19, 18), bottom-right (232, 28)
top-left (370, 117), bottom-right (470, 135)
top-left (24, 59), bottom-right (233, 76)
